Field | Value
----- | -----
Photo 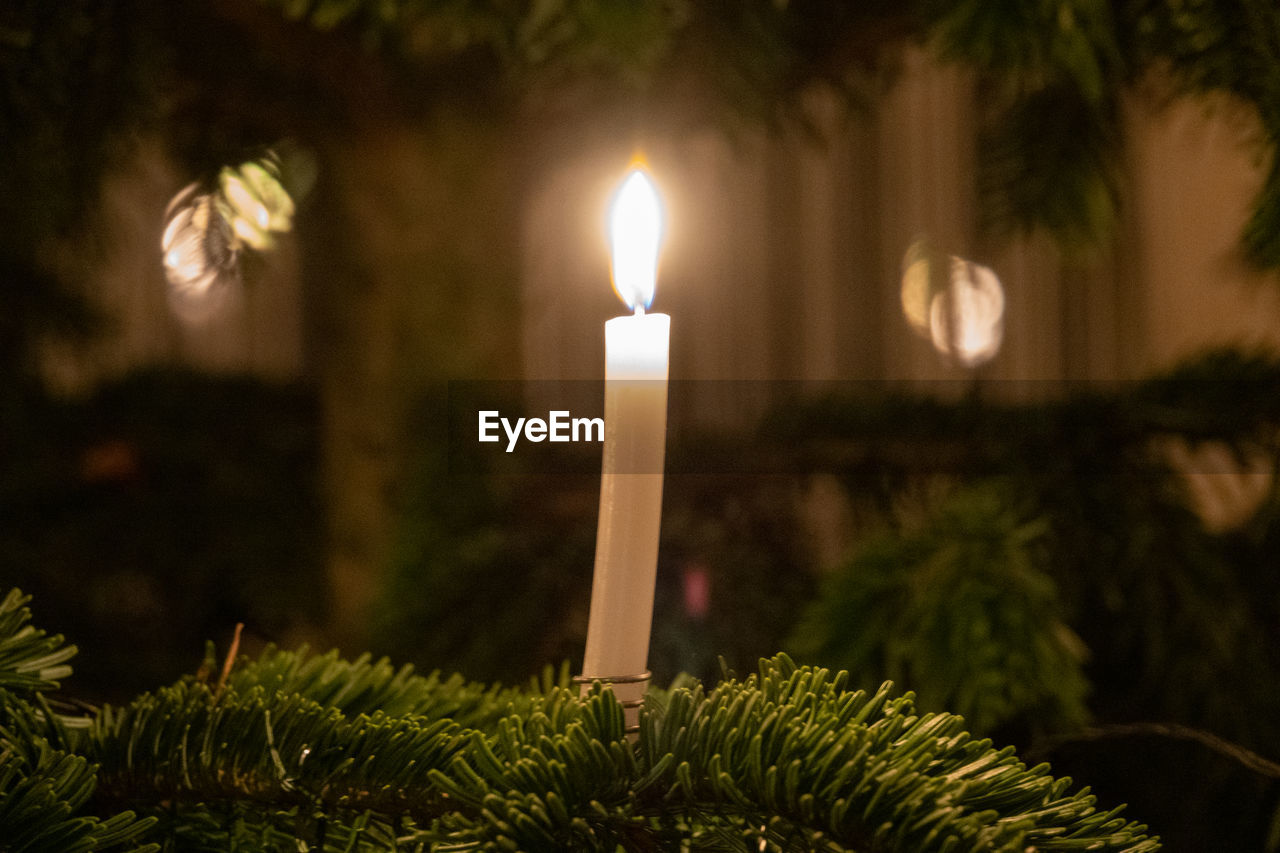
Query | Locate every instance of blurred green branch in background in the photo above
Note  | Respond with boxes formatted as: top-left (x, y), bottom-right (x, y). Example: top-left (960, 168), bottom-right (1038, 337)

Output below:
top-left (787, 481), bottom-right (1090, 738)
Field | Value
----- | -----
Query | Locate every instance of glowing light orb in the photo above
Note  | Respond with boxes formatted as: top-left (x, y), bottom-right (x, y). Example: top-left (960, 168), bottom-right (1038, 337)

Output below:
top-left (929, 257), bottom-right (1005, 367)
top-left (159, 153), bottom-right (297, 324)
top-left (901, 240), bottom-right (1005, 368)
top-left (161, 184), bottom-right (238, 323)
top-left (219, 159), bottom-right (295, 251)
top-left (900, 240), bottom-right (936, 336)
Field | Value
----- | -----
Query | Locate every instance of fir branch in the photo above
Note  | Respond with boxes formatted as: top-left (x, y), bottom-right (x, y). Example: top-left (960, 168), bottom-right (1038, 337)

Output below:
top-left (220, 644), bottom-right (564, 729)
top-left (786, 484), bottom-right (1090, 736)
top-left (0, 589), bottom-right (76, 695)
top-left (0, 741), bottom-right (157, 853)
top-left (0, 589), bottom-right (157, 852)
top-left (635, 655), bottom-right (1155, 852)
top-left (88, 681), bottom-right (468, 825)
top-left (0, 589), bottom-right (1161, 851)
top-left (1242, 157), bottom-right (1280, 269)
top-left (84, 647), bottom-right (1160, 851)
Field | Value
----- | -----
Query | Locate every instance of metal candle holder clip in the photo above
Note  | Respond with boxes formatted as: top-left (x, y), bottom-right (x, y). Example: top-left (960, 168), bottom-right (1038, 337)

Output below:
top-left (572, 670), bottom-right (651, 734)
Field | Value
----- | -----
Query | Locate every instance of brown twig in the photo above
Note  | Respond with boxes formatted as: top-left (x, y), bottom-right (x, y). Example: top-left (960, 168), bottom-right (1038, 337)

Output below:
top-left (214, 622), bottom-right (244, 700)
top-left (1032, 721), bottom-right (1280, 779)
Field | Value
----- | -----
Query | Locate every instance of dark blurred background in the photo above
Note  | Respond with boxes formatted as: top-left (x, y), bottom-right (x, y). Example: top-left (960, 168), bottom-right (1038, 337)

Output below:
top-left (4, 2), bottom-right (1280, 849)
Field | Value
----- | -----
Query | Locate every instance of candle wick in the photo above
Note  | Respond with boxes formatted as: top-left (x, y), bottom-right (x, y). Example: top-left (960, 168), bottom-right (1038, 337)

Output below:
top-left (635, 305), bottom-right (646, 317)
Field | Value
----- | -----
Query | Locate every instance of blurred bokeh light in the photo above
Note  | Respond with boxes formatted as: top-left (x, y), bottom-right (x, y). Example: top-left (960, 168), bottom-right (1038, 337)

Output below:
top-left (901, 240), bottom-right (1004, 367)
top-left (161, 155), bottom-right (295, 324)
top-left (162, 184), bottom-right (239, 324)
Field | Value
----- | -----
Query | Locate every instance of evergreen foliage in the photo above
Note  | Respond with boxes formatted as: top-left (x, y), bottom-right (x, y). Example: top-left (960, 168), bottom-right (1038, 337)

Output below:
top-left (1124, 0), bottom-right (1280, 267)
top-left (768, 349), bottom-right (1280, 760)
top-left (0, 589), bottom-right (156, 851)
top-left (0, 587), bottom-right (1159, 851)
top-left (787, 482), bottom-right (1090, 737)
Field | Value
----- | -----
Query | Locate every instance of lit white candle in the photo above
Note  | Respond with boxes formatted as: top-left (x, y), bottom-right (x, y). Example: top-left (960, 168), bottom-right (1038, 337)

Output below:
top-left (581, 165), bottom-right (669, 719)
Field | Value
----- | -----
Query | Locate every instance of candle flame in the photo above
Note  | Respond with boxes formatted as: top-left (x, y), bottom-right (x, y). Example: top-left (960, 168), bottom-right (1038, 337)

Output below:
top-left (608, 165), bottom-right (664, 311)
